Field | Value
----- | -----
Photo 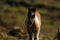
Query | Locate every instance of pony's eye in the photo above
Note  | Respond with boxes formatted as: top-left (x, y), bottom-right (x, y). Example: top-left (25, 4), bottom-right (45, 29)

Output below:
top-left (32, 15), bottom-right (35, 18)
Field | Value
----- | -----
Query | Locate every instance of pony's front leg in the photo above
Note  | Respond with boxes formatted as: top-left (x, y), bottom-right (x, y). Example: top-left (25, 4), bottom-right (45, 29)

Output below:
top-left (27, 29), bottom-right (32, 40)
top-left (34, 28), bottom-right (40, 40)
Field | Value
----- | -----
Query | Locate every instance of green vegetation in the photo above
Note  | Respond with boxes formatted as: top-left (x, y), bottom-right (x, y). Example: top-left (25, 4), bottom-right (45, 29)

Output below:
top-left (0, 0), bottom-right (60, 40)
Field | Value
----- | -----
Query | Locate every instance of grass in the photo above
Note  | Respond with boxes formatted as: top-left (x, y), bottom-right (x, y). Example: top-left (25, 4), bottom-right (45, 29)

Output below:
top-left (0, 0), bottom-right (60, 40)
top-left (0, 6), bottom-right (60, 40)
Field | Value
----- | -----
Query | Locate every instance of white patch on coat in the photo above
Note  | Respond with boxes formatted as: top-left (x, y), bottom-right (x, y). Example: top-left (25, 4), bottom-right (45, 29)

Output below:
top-left (35, 16), bottom-right (41, 26)
top-left (35, 16), bottom-right (39, 24)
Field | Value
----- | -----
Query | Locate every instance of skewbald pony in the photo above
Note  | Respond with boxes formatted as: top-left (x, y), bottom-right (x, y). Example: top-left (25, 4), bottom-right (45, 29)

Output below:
top-left (25, 7), bottom-right (41, 40)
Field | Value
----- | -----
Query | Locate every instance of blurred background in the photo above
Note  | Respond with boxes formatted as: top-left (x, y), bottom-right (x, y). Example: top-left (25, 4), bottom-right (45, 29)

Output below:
top-left (0, 0), bottom-right (60, 40)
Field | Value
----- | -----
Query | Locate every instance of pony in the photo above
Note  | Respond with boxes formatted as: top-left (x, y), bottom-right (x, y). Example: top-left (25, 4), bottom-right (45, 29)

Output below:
top-left (25, 7), bottom-right (41, 40)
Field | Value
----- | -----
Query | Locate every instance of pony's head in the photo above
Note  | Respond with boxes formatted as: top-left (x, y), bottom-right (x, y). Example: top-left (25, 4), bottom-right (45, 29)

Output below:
top-left (27, 7), bottom-right (36, 25)
top-left (28, 7), bottom-right (36, 19)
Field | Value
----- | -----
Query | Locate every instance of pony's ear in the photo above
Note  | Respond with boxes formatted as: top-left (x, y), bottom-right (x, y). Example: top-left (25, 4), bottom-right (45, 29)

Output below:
top-left (32, 7), bottom-right (36, 12)
top-left (28, 7), bottom-right (36, 12)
